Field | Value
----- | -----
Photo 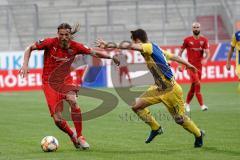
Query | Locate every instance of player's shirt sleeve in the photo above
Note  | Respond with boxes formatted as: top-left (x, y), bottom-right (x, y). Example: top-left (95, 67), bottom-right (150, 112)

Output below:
top-left (162, 50), bottom-right (174, 60)
top-left (35, 38), bottom-right (53, 50)
top-left (76, 43), bottom-right (91, 55)
top-left (181, 38), bottom-right (188, 49)
top-left (203, 38), bottom-right (209, 49)
top-left (141, 43), bottom-right (153, 55)
top-left (231, 34), bottom-right (237, 47)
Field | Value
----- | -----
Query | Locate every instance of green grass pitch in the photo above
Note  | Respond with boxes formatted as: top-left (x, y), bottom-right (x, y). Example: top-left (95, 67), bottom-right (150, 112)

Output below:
top-left (0, 82), bottom-right (240, 160)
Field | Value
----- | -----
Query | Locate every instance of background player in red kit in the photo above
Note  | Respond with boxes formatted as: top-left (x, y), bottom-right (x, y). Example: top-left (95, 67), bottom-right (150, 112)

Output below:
top-left (19, 23), bottom-right (120, 149)
top-left (115, 49), bottom-right (132, 86)
top-left (178, 22), bottom-right (210, 112)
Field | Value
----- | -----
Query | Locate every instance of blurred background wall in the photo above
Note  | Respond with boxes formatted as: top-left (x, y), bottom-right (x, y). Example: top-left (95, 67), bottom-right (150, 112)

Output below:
top-left (0, 0), bottom-right (239, 50)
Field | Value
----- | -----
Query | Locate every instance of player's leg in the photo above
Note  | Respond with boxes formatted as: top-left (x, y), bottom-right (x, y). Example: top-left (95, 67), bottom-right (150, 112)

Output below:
top-left (42, 84), bottom-right (78, 148)
top-left (236, 66), bottom-right (240, 93)
top-left (163, 83), bottom-right (204, 147)
top-left (66, 91), bottom-right (82, 138)
top-left (132, 99), bottom-right (160, 131)
top-left (66, 91), bottom-right (89, 149)
top-left (185, 83), bottom-right (195, 112)
top-left (52, 109), bottom-right (81, 149)
top-left (194, 70), bottom-right (208, 111)
top-left (125, 67), bottom-right (132, 85)
top-left (119, 67), bottom-right (123, 85)
top-left (133, 85), bottom-right (163, 143)
top-left (52, 103), bottom-right (74, 137)
top-left (185, 70), bottom-right (196, 112)
top-left (42, 84), bottom-right (74, 137)
top-left (186, 83), bottom-right (195, 104)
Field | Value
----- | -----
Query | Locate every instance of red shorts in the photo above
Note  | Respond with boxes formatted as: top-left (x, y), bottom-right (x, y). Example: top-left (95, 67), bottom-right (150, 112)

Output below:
top-left (42, 82), bottom-right (79, 116)
top-left (119, 66), bottom-right (129, 76)
top-left (187, 69), bottom-right (202, 83)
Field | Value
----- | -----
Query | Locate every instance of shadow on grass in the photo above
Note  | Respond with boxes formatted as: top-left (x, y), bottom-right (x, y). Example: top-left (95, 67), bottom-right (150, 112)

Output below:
top-left (203, 146), bottom-right (240, 156)
top-left (91, 148), bottom-right (184, 155)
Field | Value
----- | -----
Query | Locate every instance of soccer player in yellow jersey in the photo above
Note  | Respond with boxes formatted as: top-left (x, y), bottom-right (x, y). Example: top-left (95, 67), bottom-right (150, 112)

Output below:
top-left (226, 31), bottom-right (240, 93)
top-left (96, 29), bottom-right (205, 148)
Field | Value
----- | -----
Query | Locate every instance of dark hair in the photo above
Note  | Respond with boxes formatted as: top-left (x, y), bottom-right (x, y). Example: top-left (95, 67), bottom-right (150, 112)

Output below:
top-left (130, 29), bottom-right (148, 43)
top-left (57, 23), bottom-right (80, 37)
top-left (58, 23), bottom-right (72, 31)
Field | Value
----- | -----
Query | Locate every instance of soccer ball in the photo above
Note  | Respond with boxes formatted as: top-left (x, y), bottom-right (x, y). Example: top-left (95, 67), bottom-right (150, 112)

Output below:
top-left (40, 136), bottom-right (59, 152)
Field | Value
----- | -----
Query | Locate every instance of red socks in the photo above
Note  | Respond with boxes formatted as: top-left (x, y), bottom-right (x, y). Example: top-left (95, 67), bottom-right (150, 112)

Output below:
top-left (186, 83), bottom-right (204, 106)
top-left (54, 119), bottom-right (74, 137)
top-left (71, 107), bottom-right (82, 138)
top-left (53, 106), bottom-right (82, 138)
top-left (195, 83), bottom-right (204, 106)
top-left (186, 84), bottom-right (195, 104)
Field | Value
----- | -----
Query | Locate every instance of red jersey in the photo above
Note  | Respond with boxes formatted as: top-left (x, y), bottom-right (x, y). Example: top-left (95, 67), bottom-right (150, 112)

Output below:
top-left (35, 37), bottom-right (91, 84)
top-left (181, 35), bottom-right (209, 68)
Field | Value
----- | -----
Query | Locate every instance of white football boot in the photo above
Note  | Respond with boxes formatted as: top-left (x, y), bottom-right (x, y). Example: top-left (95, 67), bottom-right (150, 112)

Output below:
top-left (201, 105), bottom-right (208, 111)
top-left (78, 136), bottom-right (90, 150)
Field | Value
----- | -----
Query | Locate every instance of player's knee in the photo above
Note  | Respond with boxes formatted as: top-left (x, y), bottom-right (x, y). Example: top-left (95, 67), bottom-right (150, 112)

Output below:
top-left (66, 94), bottom-right (77, 106)
top-left (174, 116), bottom-right (184, 125)
top-left (66, 94), bottom-right (76, 102)
top-left (131, 100), bottom-right (142, 112)
top-left (131, 105), bottom-right (138, 112)
top-left (132, 103), bottom-right (142, 113)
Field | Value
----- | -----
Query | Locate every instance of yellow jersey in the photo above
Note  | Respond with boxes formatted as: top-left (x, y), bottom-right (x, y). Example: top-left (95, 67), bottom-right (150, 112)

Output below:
top-left (231, 31), bottom-right (240, 65)
top-left (141, 42), bottom-right (175, 91)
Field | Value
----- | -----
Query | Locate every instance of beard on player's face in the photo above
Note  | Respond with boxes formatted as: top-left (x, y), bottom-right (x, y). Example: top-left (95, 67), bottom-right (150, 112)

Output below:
top-left (60, 39), bottom-right (69, 49)
top-left (193, 30), bottom-right (200, 36)
top-left (58, 29), bottom-right (71, 49)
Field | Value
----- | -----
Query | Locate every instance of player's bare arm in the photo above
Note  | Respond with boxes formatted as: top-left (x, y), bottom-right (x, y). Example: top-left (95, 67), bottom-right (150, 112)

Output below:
top-left (19, 43), bottom-right (38, 78)
top-left (90, 49), bottom-right (120, 66)
top-left (226, 46), bottom-right (235, 70)
top-left (177, 48), bottom-right (185, 72)
top-left (95, 38), bottom-right (143, 52)
top-left (202, 49), bottom-right (210, 64)
top-left (178, 48), bottom-right (185, 57)
top-left (170, 55), bottom-right (197, 72)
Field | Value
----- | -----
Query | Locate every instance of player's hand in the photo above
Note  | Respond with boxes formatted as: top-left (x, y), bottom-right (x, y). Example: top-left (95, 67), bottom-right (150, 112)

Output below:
top-left (112, 55), bottom-right (120, 66)
top-left (226, 61), bottom-right (231, 70)
top-left (19, 65), bottom-right (29, 78)
top-left (186, 64), bottom-right (198, 73)
top-left (177, 65), bottom-right (183, 72)
top-left (95, 38), bottom-right (107, 49)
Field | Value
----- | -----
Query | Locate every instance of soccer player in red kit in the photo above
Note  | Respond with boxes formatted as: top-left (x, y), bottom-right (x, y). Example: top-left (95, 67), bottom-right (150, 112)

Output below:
top-left (178, 22), bottom-right (210, 112)
top-left (19, 23), bottom-right (120, 149)
top-left (115, 50), bottom-right (132, 86)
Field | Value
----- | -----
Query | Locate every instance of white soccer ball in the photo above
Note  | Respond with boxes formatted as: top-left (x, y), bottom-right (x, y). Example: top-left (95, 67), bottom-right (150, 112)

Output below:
top-left (40, 136), bottom-right (59, 152)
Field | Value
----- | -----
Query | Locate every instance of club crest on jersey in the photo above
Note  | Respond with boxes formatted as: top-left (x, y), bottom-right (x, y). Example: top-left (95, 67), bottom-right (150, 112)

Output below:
top-left (200, 41), bottom-right (204, 45)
